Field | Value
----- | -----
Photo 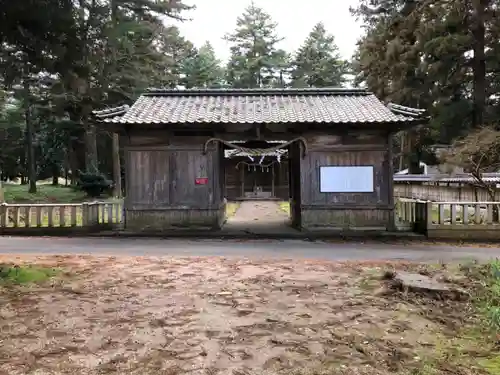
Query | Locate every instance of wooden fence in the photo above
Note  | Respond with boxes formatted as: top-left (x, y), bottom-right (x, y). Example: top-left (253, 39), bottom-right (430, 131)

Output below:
top-left (396, 199), bottom-right (500, 239)
top-left (394, 183), bottom-right (500, 202)
top-left (2, 199), bottom-right (500, 240)
top-left (0, 201), bottom-right (123, 234)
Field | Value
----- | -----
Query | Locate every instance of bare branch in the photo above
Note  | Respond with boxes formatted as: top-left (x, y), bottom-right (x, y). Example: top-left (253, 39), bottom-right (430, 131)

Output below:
top-left (442, 126), bottom-right (500, 200)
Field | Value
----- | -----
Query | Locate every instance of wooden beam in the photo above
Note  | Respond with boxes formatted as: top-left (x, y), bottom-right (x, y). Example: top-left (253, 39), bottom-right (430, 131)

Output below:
top-left (301, 204), bottom-right (394, 210)
top-left (308, 144), bottom-right (389, 152)
top-left (387, 132), bottom-right (396, 231)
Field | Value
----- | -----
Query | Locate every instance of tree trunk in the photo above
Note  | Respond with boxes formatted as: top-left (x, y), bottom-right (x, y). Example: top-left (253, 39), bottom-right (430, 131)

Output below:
top-left (108, 0), bottom-right (121, 196)
top-left (471, 0), bottom-right (488, 127)
top-left (406, 133), bottom-right (423, 174)
top-left (24, 80), bottom-right (36, 194)
top-left (51, 163), bottom-right (59, 185)
top-left (112, 133), bottom-right (122, 197)
top-left (64, 165), bottom-right (69, 186)
top-left (84, 118), bottom-right (98, 173)
top-left (68, 139), bottom-right (76, 185)
top-left (399, 132), bottom-right (405, 171)
top-left (63, 149), bottom-right (70, 186)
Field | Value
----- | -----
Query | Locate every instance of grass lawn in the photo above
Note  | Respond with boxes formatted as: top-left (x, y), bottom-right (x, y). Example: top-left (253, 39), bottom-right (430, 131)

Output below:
top-left (1, 184), bottom-right (123, 227)
top-left (3, 183), bottom-right (88, 203)
top-left (0, 256), bottom-right (498, 374)
top-left (278, 201), bottom-right (290, 214)
top-left (225, 201), bottom-right (241, 217)
top-left (0, 264), bottom-right (59, 285)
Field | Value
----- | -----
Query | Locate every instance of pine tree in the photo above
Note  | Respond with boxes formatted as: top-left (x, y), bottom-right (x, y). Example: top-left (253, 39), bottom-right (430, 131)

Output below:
top-left (182, 42), bottom-right (225, 88)
top-left (352, 0), bottom-right (436, 173)
top-left (156, 25), bottom-right (196, 88)
top-left (0, 0), bottom-right (195, 182)
top-left (290, 22), bottom-right (349, 88)
top-left (224, 3), bottom-right (286, 88)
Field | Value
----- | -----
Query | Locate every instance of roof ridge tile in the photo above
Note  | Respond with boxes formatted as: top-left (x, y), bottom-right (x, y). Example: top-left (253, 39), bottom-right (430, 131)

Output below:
top-left (143, 88), bottom-right (371, 97)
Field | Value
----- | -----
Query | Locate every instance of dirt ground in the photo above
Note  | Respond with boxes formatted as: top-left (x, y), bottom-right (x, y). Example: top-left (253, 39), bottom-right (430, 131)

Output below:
top-left (0, 255), bottom-right (490, 375)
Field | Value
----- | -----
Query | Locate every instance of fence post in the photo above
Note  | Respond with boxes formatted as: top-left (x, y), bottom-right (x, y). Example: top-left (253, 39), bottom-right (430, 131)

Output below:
top-left (414, 201), bottom-right (429, 235)
top-left (426, 202), bottom-right (433, 231)
top-left (95, 203), bottom-right (100, 225)
top-left (90, 203), bottom-right (98, 225)
top-left (82, 203), bottom-right (89, 226)
top-left (0, 203), bottom-right (6, 228)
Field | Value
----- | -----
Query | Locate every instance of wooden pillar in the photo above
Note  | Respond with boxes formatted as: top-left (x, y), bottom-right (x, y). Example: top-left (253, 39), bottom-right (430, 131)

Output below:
top-left (271, 164), bottom-right (275, 197)
top-left (387, 133), bottom-right (396, 231)
top-left (289, 143), bottom-right (301, 228)
top-left (240, 166), bottom-right (244, 198)
top-left (220, 143), bottom-right (225, 201)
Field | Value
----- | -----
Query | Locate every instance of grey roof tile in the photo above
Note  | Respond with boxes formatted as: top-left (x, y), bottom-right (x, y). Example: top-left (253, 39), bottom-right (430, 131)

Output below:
top-left (94, 88), bottom-right (426, 125)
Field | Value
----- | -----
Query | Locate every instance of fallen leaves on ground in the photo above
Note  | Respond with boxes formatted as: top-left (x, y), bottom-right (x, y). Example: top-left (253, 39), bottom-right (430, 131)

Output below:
top-left (0, 255), bottom-right (494, 375)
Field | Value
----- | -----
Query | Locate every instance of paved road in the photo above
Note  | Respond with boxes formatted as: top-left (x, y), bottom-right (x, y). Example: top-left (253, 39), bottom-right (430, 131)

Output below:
top-left (0, 236), bottom-right (499, 262)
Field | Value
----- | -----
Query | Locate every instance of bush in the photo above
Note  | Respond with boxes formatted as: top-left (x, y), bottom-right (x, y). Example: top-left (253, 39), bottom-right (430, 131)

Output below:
top-left (77, 172), bottom-right (113, 198)
top-left (485, 261), bottom-right (500, 331)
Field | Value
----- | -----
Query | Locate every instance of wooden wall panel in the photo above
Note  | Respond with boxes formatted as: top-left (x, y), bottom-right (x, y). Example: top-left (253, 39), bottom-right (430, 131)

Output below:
top-left (126, 150), bottom-right (170, 206)
top-left (305, 132), bottom-right (387, 150)
top-left (299, 150), bottom-right (389, 206)
top-left (168, 150), bottom-right (218, 207)
top-left (298, 132), bottom-right (393, 230)
top-left (124, 143), bottom-right (224, 230)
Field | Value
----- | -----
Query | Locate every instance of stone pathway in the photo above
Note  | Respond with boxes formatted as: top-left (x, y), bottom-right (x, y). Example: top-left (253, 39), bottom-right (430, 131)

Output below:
top-left (222, 200), bottom-right (299, 235)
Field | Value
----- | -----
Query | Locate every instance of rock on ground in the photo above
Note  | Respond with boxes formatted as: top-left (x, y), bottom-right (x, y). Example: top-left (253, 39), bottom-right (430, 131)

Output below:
top-left (386, 271), bottom-right (469, 301)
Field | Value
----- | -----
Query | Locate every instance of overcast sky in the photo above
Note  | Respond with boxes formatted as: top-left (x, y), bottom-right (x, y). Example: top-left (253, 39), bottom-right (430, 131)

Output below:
top-left (173, 0), bottom-right (363, 62)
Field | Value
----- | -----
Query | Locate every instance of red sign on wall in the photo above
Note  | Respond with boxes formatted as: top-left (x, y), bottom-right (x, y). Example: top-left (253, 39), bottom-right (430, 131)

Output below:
top-left (195, 177), bottom-right (208, 185)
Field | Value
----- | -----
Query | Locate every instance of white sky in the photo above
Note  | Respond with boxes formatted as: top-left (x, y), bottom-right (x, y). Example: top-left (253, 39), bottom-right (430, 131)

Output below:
top-left (172, 0), bottom-right (363, 62)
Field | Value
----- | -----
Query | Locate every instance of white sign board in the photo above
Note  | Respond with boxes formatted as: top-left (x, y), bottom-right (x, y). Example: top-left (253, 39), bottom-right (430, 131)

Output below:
top-left (319, 166), bottom-right (374, 193)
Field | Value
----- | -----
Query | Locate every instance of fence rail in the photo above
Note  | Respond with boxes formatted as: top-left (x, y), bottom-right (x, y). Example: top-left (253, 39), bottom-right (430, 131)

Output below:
top-left (2, 199), bottom-right (500, 239)
top-left (428, 201), bottom-right (500, 226)
top-left (394, 183), bottom-right (500, 202)
top-left (0, 201), bottom-right (123, 230)
top-left (395, 199), bottom-right (500, 239)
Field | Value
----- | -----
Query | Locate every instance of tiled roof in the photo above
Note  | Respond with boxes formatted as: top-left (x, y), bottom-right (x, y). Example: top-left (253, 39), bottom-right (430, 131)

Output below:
top-left (93, 88), bottom-right (427, 125)
top-left (92, 104), bottom-right (129, 118)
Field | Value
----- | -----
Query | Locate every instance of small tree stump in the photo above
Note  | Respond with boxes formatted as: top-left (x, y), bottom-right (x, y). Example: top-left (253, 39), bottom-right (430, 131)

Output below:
top-left (386, 271), bottom-right (469, 301)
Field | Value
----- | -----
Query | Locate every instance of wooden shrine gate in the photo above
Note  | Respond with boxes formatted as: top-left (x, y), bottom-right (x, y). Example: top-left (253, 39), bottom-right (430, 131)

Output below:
top-left (94, 88), bottom-right (427, 233)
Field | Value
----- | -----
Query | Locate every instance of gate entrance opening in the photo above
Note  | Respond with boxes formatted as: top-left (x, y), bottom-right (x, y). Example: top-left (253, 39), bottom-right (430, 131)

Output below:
top-left (228, 146), bottom-right (287, 200)
top-left (224, 140), bottom-right (289, 200)
top-left (220, 139), bottom-right (302, 234)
